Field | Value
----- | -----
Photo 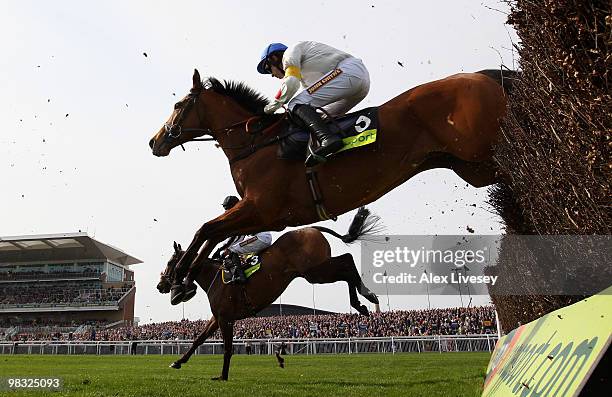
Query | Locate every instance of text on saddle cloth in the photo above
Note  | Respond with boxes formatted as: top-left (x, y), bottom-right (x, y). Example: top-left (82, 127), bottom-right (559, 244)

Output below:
top-left (221, 254), bottom-right (262, 284)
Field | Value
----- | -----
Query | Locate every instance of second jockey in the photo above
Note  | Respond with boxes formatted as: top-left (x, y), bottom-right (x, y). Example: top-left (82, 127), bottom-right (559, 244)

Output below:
top-left (257, 41), bottom-right (370, 166)
top-left (215, 195), bottom-right (272, 284)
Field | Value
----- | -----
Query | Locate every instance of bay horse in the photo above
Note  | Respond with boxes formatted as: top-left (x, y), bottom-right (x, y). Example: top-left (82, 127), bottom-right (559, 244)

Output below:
top-left (156, 208), bottom-right (380, 380)
top-left (149, 68), bottom-right (512, 299)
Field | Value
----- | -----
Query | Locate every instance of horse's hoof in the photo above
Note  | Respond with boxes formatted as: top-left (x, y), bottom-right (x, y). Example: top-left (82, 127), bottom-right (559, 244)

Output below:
top-left (211, 376), bottom-right (227, 381)
top-left (357, 305), bottom-right (369, 316)
top-left (170, 286), bottom-right (185, 306)
top-left (169, 361), bottom-right (182, 369)
top-left (182, 284), bottom-right (197, 302)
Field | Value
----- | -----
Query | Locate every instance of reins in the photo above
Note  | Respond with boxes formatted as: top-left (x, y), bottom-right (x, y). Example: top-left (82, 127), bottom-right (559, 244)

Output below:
top-left (179, 112), bottom-right (291, 164)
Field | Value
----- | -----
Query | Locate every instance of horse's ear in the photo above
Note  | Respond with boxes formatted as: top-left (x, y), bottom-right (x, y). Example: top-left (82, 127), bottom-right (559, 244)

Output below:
top-left (192, 69), bottom-right (201, 89)
top-left (173, 241), bottom-right (178, 251)
top-left (178, 243), bottom-right (182, 251)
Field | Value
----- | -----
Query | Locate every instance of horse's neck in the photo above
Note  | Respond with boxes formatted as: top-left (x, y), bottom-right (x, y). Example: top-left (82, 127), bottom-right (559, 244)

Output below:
top-left (195, 260), bottom-right (221, 295)
top-left (204, 99), bottom-right (286, 164)
top-left (203, 100), bottom-right (253, 157)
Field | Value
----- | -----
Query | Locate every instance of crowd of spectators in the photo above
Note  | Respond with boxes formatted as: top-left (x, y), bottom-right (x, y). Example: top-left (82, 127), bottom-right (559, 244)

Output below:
top-left (0, 268), bottom-right (101, 281)
top-left (3, 306), bottom-right (496, 342)
top-left (0, 283), bottom-right (131, 306)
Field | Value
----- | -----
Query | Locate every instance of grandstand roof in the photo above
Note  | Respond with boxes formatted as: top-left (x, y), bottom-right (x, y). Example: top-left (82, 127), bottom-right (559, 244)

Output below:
top-left (0, 233), bottom-right (142, 266)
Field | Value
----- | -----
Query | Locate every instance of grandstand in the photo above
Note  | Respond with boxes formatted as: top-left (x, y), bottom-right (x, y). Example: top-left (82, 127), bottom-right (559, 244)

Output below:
top-left (0, 233), bottom-right (141, 341)
top-left (256, 304), bottom-right (336, 317)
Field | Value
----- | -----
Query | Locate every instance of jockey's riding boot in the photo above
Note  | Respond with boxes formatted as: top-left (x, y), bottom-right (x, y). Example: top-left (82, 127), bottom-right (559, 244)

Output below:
top-left (293, 105), bottom-right (343, 165)
top-left (226, 252), bottom-right (247, 284)
top-left (233, 265), bottom-right (247, 284)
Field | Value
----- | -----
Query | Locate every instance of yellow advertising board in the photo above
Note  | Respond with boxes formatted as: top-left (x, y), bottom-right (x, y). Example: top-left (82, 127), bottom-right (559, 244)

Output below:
top-left (483, 286), bottom-right (612, 397)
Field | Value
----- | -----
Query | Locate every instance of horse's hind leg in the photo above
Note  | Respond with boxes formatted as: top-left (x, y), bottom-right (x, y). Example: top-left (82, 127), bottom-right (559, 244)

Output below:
top-left (333, 253), bottom-right (379, 305)
top-left (170, 316), bottom-right (219, 369)
top-left (275, 352), bottom-right (285, 368)
top-left (302, 253), bottom-right (377, 315)
top-left (449, 157), bottom-right (501, 188)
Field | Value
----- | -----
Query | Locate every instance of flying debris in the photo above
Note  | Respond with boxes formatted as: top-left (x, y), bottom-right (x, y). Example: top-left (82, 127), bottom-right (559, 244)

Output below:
top-left (466, 226), bottom-right (475, 233)
top-left (143, 52), bottom-right (148, 57)
top-left (397, 61), bottom-right (404, 67)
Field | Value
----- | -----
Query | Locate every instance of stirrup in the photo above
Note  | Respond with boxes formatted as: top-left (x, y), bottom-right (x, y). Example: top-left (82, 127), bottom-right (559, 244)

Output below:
top-left (306, 145), bottom-right (328, 167)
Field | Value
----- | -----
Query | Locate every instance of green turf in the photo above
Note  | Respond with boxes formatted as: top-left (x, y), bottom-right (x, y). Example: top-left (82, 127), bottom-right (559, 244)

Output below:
top-left (0, 353), bottom-right (491, 397)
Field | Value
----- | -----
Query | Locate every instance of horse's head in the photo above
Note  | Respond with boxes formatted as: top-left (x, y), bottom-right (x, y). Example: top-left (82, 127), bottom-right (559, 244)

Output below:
top-left (149, 69), bottom-right (215, 157)
top-left (157, 241), bottom-right (184, 293)
top-left (149, 70), bottom-right (275, 158)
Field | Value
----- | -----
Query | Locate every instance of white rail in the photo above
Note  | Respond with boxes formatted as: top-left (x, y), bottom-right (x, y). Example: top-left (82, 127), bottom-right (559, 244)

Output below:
top-left (0, 334), bottom-right (498, 355)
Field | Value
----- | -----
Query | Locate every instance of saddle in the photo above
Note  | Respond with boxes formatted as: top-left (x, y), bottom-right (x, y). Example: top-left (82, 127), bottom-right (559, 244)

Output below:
top-left (278, 107), bottom-right (379, 161)
top-left (221, 254), bottom-right (261, 284)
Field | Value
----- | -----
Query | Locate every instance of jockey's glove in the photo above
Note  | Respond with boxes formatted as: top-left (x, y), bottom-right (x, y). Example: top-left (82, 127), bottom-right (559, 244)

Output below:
top-left (264, 100), bottom-right (284, 114)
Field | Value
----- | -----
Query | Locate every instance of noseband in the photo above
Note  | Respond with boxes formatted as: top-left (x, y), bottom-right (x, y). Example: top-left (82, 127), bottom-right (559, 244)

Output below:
top-left (163, 87), bottom-right (215, 144)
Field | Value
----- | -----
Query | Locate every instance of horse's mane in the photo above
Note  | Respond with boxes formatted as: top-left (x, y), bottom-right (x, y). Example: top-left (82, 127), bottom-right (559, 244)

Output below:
top-left (206, 77), bottom-right (270, 114)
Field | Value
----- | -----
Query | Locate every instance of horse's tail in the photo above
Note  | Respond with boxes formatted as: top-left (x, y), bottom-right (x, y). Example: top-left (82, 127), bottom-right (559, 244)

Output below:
top-left (312, 207), bottom-right (382, 244)
top-left (477, 68), bottom-right (521, 95)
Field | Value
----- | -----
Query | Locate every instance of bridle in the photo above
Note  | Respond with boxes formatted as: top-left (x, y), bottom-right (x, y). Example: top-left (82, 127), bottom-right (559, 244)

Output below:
top-left (159, 251), bottom-right (180, 286)
top-left (159, 249), bottom-right (222, 295)
top-left (162, 86), bottom-right (216, 146)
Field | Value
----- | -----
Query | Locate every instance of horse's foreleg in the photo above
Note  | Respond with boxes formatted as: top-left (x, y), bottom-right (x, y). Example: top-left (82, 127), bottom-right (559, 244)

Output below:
top-left (170, 316), bottom-right (218, 369)
top-left (175, 200), bottom-right (261, 281)
top-left (185, 238), bottom-right (222, 285)
top-left (212, 319), bottom-right (234, 381)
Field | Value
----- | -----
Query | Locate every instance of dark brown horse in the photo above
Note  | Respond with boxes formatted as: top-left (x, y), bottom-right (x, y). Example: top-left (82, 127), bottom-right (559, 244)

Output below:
top-left (156, 208), bottom-right (380, 380)
top-left (149, 69), bottom-right (512, 297)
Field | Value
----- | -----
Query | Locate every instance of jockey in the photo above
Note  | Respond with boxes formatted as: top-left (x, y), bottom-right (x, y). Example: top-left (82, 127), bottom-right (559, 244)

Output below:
top-left (257, 41), bottom-right (370, 166)
top-left (215, 195), bottom-right (272, 284)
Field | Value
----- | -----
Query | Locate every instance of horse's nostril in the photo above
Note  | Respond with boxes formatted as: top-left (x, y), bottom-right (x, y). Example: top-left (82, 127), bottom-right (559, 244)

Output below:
top-left (149, 138), bottom-right (155, 149)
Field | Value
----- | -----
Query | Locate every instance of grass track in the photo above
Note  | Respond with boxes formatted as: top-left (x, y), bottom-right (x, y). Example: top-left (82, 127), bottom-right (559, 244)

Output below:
top-left (0, 353), bottom-right (490, 397)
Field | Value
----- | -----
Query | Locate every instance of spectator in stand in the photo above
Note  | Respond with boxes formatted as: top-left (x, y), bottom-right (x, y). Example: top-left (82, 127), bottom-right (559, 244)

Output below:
top-left (10, 306), bottom-right (497, 342)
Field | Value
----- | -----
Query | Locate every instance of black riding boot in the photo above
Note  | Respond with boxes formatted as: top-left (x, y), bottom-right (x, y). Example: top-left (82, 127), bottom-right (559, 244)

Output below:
top-left (225, 252), bottom-right (247, 284)
top-left (293, 105), bottom-right (343, 165)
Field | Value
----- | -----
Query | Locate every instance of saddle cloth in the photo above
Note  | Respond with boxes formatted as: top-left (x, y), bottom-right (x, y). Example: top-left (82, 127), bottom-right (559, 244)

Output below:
top-left (278, 107), bottom-right (379, 160)
top-left (221, 254), bottom-right (261, 284)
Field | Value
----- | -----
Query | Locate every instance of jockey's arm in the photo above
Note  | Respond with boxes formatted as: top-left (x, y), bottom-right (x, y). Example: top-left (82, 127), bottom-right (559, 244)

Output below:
top-left (275, 66), bottom-right (302, 104)
top-left (265, 67), bottom-right (301, 114)
top-left (264, 44), bottom-right (305, 114)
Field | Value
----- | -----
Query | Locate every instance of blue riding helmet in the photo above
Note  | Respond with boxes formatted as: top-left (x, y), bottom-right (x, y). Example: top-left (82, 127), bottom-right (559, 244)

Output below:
top-left (257, 43), bottom-right (288, 74)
